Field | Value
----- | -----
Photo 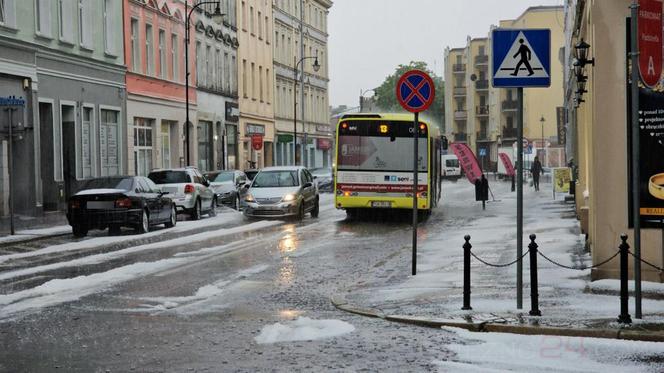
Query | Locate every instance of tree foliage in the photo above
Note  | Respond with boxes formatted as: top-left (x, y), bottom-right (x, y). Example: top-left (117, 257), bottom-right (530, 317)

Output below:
top-left (373, 61), bottom-right (445, 130)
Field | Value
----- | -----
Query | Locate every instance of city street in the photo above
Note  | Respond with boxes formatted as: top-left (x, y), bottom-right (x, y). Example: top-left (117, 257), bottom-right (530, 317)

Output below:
top-left (1, 182), bottom-right (662, 372)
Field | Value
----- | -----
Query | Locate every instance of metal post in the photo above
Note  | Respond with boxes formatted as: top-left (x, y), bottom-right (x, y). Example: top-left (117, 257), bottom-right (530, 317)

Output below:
top-left (462, 235), bottom-right (472, 310)
top-left (5, 108), bottom-right (15, 235)
top-left (528, 234), bottom-right (541, 316)
top-left (630, 0), bottom-right (642, 319)
top-left (293, 56), bottom-right (298, 166)
top-left (412, 112), bottom-right (419, 276)
top-left (516, 87), bottom-right (524, 309)
top-left (184, 0), bottom-right (191, 167)
top-left (299, 0), bottom-right (305, 167)
top-left (618, 234), bottom-right (632, 324)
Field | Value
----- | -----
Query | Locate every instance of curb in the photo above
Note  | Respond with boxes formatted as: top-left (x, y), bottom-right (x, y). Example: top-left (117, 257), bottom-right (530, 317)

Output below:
top-left (0, 232), bottom-right (71, 248)
top-left (332, 297), bottom-right (664, 343)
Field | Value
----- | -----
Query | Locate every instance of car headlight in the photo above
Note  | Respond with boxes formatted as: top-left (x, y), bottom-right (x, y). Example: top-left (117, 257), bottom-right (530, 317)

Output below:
top-left (245, 194), bottom-right (255, 202)
top-left (282, 193), bottom-right (296, 202)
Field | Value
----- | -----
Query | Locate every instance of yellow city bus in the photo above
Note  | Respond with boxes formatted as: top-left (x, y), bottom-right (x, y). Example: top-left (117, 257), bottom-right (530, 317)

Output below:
top-left (334, 113), bottom-right (442, 218)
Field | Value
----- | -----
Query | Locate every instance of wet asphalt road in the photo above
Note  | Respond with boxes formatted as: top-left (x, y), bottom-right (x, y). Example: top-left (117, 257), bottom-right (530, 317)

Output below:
top-left (0, 194), bottom-right (461, 372)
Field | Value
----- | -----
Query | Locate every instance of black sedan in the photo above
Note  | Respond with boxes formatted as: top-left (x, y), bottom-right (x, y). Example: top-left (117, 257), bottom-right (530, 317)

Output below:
top-left (67, 176), bottom-right (177, 237)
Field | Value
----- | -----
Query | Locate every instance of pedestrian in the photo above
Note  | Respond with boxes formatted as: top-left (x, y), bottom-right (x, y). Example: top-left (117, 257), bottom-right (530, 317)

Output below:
top-left (531, 156), bottom-right (543, 191)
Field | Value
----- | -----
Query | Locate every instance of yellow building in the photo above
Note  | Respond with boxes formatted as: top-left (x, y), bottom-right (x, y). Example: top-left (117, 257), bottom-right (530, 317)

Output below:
top-left (565, 0), bottom-right (663, 282)
top-left (237, 0), bottom-right (275, 169)
top-left (444, 6), bottom-right (565, 170)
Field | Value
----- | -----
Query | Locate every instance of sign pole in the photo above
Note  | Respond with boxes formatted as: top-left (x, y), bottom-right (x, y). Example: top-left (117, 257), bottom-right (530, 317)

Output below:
top-left (630, 0), bottom-right (642, 319)
top-left (516, 87), bottom-right (524, 310)
top-left (412, 112), bottom-right (419, 276)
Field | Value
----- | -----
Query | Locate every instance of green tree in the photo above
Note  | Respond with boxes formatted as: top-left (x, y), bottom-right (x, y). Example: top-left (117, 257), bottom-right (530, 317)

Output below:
top-left (373, 61), bottom-right (445, 131)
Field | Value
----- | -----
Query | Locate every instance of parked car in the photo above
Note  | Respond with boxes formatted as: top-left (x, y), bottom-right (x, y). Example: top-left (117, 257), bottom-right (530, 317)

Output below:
top-left (442, 154), bottom-right (462, 180)
top-left (205, 170), bottom-right (248, 210)
top-left (310, 167), bottom-right (333, 192)
top-left (67, 176), bottom-right (177, 237)
top-left (244, 168), bottom-right (260, 181)
top-left (243, 166), bottom-right (319, 220)
top-left (148, 167), bottom-right (216, 220)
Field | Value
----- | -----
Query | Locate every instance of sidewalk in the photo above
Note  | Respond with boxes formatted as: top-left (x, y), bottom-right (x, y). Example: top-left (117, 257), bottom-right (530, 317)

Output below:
top-left (334, 180), bottom-right (664, 342)
top-left (0, 212), bottom-right (71, 247)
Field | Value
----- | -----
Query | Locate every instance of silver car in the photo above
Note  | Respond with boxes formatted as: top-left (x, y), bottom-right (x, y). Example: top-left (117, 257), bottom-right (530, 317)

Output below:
top-left (147, 167), bottom-right (216, 220)
top-left (243, 166), bottom-right (319, 220)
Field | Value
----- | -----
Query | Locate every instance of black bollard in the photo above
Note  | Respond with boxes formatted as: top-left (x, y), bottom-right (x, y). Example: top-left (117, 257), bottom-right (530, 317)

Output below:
top-left (511, 175), bottom-right (515, 192)
top-left (618, 234), bottom-right (632, 324)
top-left (462, 235), bottom-right (472, 310)
top-left (528, 234), bottom-right (541, 316)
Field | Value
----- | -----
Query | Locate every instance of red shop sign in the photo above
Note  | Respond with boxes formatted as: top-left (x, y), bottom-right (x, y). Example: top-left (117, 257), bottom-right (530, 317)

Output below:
top-left (317, 138), bottom-right (331, 150)
top-left (639, 0), bottom-right (663, 88)
top-left (251, 134), bottom-right (263, 151)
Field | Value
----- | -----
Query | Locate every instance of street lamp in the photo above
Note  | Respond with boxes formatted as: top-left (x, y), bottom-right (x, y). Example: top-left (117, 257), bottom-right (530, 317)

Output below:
top-left (359, 88), bottom-right (376, 112)
top-left (292, 54), bottom-right (320, 166)
top-left (184, 1), bottom-right (224, 166)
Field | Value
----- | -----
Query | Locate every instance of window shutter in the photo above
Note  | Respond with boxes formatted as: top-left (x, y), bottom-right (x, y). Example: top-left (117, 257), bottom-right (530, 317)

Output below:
top-left (62, 0), bottom-right (74, 43)
top-left (105, 0), bottom-right (116, 54)
top-left (82, 0), bottom-right (92, 48)
top-left (38, 0), bottom-right (52, 36)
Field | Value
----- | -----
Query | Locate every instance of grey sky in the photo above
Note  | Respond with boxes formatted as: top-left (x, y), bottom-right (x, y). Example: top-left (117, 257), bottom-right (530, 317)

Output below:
top-left (328, 0), bottom-right (564, 107)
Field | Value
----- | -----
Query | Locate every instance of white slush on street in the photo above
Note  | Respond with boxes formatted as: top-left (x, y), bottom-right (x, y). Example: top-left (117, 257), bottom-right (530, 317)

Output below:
top-left (255, 317), bottom-right (355, 344)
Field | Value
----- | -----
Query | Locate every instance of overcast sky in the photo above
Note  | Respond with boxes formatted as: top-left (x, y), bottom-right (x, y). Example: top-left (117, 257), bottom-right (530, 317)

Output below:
top-left (328, 0), bottom-right (564, 108)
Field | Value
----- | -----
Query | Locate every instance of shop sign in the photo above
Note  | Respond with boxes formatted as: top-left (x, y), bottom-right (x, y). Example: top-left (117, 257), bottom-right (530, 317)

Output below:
top-left (277, 134), bottom-right (293, 143)
top-left (251, 134), bottom-right (263, 150)
top-left (317, 138), bottom-right (331, 150)
top-left (246, 123), bottom-right (265, 135)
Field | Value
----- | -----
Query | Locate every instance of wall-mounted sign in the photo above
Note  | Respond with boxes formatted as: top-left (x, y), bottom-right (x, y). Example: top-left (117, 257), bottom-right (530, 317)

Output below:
top-left (317, 138), bottom-right (331, 150)
top-left (0, 96), bottom-right (26, 107)
top-left (251, 134), bottom-right (263, 150)
top-left (225, 102), bottom-right (239, 122)
top-left (246, 123), bottom-right (265, 135)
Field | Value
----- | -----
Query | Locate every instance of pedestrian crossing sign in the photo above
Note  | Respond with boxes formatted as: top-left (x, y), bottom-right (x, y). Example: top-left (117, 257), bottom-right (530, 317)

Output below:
top-left (492, 29), bottom-right (551, 88)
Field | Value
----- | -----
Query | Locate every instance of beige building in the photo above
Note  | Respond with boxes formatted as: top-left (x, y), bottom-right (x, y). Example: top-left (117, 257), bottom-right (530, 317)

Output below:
top-left (565, 0), bottom-right (663, 282)
top-left (444, 6), bottom-right (565, 171)
top-left (273, 0), bottom-right (333, 168)
top-left (237, 0), bottom-right (275, 169)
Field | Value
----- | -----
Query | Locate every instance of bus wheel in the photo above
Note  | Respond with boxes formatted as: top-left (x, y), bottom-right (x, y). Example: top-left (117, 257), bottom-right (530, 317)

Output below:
top-left (346, 208), bottom-right (357, 220)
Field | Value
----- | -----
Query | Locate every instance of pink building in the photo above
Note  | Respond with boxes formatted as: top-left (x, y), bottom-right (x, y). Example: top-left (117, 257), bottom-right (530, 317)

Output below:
top-left (124, 0), bottom-right (197, 175)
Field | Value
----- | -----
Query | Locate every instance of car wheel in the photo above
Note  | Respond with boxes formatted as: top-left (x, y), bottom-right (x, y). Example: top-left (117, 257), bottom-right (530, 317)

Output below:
top-left (108, 225), bottom-right (121, 235)
top-left (234, 195), bottom-right (241, 210)
top-left (296, 202), bottom-right (305, 221)
top-left (135, 209), bottom-right (150, 234)
top-left (165, 204), bottom-right (177, 228)
top-left (191, 199), bottom-right (201, 220)
top-left (72, 225), bottom-right (88, 237)
top-left (310, 198), bottom-right (320, 218)
top-left (209, 198), bottom-right (217, 217)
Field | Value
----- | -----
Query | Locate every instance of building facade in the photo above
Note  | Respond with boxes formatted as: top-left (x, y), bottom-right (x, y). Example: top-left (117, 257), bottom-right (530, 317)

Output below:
top-left (237, 0), bottom-right (275, 170)
top-left (194, 0), bottom-right (239, 172)
top-left (564, 0), bottom-right (663, 282)
top-left (443, 6), bottom-right (565, 171)
top-left (273, 0), bottom-right (332, 168)
top-left (0, 0), bottom-right (126, 217)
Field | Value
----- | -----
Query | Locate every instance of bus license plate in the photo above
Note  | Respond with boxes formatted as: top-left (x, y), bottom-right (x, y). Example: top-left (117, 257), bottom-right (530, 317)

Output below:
top-left (371, 201), bottom-right (392, 208)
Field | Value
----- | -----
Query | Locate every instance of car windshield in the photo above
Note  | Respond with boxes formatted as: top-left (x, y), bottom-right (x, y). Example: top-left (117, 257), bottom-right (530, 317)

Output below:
top-left (245, 171), bottom-right (259, 180)
top-left (148, 171), bottom-right (191, 184)
top-left (213, 172), bottom-right (234, 183)
top-left (251, 171), bottom-right (299, 188)
top-left (80, 177), bottom-right (133, 191)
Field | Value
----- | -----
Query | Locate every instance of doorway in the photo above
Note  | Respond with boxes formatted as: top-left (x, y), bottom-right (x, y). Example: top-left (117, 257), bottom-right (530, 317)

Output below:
top-left (61, 104), bottom-right (76, 199)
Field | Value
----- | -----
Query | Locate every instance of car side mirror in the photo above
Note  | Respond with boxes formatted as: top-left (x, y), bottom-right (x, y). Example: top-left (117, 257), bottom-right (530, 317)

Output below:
top-left (303, 182), bottom-right (313, 188)
top-left (313, 176), bottom-right (318, 180)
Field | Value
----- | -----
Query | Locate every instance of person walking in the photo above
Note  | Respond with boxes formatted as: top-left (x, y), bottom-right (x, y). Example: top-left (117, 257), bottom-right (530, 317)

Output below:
top-left (510, 39), bottom-right (534, 76)
top-left (531, 156), bottom-right (543, 191)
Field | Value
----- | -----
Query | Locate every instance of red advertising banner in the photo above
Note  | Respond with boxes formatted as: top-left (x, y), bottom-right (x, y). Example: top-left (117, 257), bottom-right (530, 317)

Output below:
top-left (638, 0), bottom-right (663, 88)
top-left (499, 152), bottom-right (516, 177)
top-left (251, 134), bottom-right (263, 151)
top-left (317, 138), bottom-right (332, 150)
top-left (450, 143), bottom-right (483, 184)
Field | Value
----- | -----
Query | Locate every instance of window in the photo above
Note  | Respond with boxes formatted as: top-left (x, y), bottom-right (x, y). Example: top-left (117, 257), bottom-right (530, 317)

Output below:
top-left (242, 59), bottom-right (247, 97)
top-left (250, 6), bottom-right (254, 34)
top-left (158, 30), bottom-right (166, 78)
top-left (216, 49), bottom-right (222, 90)
top-left (266, 68), bottom-right (270, 103)
top-left (79, 107), bottom-right (94, 179)
top-left (196, 41), bottom-right (203, 86)
top-left (130, 19), bottom-right (140, 72)
top-left (100, 109), bottom-right (120, 176)
top-left (78, 0), bottom-right (91, 47)
top-left (251, 62), bottom-right (255, 99)
top-left (197, 121), bottom-right (213, 172)
top-left (224, 52), bottom-right (230, 93)
top-left (241, 1), bottom-right (246, 30)
top-left (58, 0), bottom-right (73, 42)
top-left (0, 0), bottom-right (5, 24)
top-left (36, 0), bottom-right (52, 37)
top-left (103, 0), bottom-right (115, 54)
top-left (259, 66), bottom-right (263, 102)
top-left (161, 122), bottom-right (172, 169)
top-left (171, 34), bottom-right (178, 81)
top-left (145, 24), bottom-right (154, 75)
top-left (133, 118), bottom-right (154, 176)
top-left (231, 55), bottom-right (237, 95)
top-left (265, 16), bottom-right (269, 43)
top-left (206, 45), bottom-right (212, 88)
top-left (257, 11), bottom-right (262, 39)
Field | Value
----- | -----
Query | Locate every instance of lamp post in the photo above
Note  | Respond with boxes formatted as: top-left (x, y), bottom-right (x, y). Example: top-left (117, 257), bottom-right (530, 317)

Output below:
top-left (292, 55), bottom-right (320, 166)
top-left (540, 116), bottom-right (545, 164)
top-left (184, 1), bottom-right (224, 166)
top-left (359, 88), bottom-right (376, 112)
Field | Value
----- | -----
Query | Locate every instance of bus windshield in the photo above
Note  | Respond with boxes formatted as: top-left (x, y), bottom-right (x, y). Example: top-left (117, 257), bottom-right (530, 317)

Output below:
top-left (337, 121), bottom-right (427, 172)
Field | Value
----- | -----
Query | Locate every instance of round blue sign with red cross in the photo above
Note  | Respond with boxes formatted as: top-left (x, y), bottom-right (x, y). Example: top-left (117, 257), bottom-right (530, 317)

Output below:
top-left (396, 70), bottom-right (436, 113)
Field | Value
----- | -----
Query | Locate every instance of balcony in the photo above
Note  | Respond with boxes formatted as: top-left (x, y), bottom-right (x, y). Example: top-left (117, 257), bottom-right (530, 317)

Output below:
top-left (474, 55), bottom-right (489, 66)
top-left (476, 105), bottom-right (489, 116)
top-left (454, 110), bottom-right (468, 120)
top-left (502, 126), bottom-right (517, 139)
top-left (453, 64), bottom-right (466, 73)
top-left (453, 86), bottom-right (467, 96)
top-left (454, 133), bottom-right (468, 142)
top-left (477, 130), bottom-right (490, 141)
top-left (502, 100), bottom-right (518, 111)
top-left (475, 79), bottom-right (489, 90)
